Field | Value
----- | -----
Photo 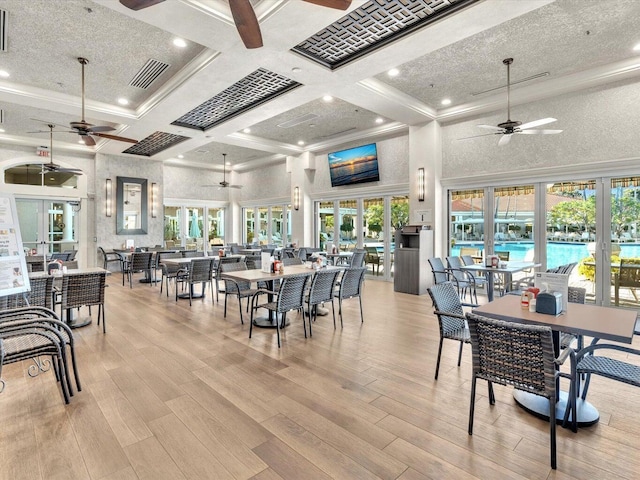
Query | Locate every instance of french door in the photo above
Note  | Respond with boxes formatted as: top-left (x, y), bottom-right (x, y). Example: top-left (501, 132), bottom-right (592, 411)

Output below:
top-left (15, 198), bottom-right (78, 255)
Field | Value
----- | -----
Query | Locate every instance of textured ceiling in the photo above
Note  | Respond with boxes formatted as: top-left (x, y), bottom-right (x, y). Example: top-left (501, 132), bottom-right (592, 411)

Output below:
top-left (246, 97), bottom-right (382, 145)
top-left (375, 0), bottom-right (640, 109)
top-left (0, 0), bottom-right (638, 169)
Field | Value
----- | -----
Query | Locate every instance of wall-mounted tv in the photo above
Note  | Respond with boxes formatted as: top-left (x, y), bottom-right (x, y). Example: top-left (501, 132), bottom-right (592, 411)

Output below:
top-left (328, 143), bottom-right (380, 187)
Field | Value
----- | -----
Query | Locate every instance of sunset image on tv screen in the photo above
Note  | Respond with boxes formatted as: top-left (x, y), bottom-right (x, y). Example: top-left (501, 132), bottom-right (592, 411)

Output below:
top-left (328, 143), bottom-right (379, 187)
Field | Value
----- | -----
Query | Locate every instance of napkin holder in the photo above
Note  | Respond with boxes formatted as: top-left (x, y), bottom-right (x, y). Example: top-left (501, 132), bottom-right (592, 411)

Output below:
top-left (535, 292), bottom-right (563, 315)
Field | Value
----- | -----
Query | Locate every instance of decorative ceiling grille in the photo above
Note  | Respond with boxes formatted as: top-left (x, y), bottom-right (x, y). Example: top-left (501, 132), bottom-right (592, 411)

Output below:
top-left (122, 131), bottom-right (190, 157)
top-left (171, 68), bottom-right (301, 131)
top-left (292, 0), bottom-right (478, 70)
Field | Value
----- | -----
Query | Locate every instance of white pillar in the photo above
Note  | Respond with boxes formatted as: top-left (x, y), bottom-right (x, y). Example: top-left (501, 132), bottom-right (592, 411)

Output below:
top-left (62, 202), bottom-right (74, 241)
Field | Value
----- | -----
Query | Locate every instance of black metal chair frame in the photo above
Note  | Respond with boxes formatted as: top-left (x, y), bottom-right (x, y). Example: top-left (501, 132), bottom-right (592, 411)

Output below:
top-left (334, 267), bottom-right (366, 328)
top-left (220, 262), bottom-right (261, 324)
top-left (306, 268), bottom-right (341, 333)
top-left (250, 273), bottom-right (311, 348)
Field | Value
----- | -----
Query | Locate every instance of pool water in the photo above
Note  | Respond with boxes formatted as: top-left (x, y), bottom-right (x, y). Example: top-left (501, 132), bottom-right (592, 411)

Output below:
top-left (452, 242), bottom-right (640, 269)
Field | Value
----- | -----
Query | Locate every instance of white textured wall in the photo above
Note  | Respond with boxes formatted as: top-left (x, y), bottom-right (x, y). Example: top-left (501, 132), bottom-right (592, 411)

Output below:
top-left (95, 153), bottom-right (163, 250)
top-left (442, 79), bottom-right (640, 179)
top-left (238, 163), bottom-right (290, 203)
top-left (310, 134), bottom-right (410, 195)
top-left (163, 164), bottom-right (232, 202)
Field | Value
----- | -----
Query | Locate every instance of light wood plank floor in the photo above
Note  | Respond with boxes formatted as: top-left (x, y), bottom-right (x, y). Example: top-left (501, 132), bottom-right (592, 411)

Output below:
top-left (1, 274), bottom-right (640, 480)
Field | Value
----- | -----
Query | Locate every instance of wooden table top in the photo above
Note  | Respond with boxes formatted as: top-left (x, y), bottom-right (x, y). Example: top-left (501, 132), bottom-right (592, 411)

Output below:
top-left (473, 294), bottom-right (637, 344)
top-left (222, 264), bottom-right (340, 283)
top-left (461, 261), bottom-right (540, 274)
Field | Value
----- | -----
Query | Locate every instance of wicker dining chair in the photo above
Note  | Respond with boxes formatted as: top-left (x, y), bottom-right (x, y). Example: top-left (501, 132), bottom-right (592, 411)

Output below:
top-left (334, 266), bottom-right (366, 327)
top-left (306, 268), bottom-right (341, 333)
top-left (158, 252), bottom-right (182, 296)
top-left (215, 256), bottom-right (243, 302)
top-left (250, 273), bottom-right (311, 348)
top-left (446, 255), bottom-right (479, 303)
top-left (219, 261), bottom-right (261, 324)
top-left (466, 313), bottom-right (561, 469)
top-left (5, 275), bottom-right (54, 310)
top-left (427, 281), bottom-right (477, 380)
top-left (122, 252), bottom-right (153, 288)
top-left (175, 258), bottom-right (215, 305)
top-left (61, 272), bottom-right (107, 333)
top-left (0, 307), bottom-right (74, 403)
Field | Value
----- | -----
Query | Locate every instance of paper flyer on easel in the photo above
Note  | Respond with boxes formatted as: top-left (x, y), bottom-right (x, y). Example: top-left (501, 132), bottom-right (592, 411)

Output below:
top-left (0, 194), bottom-right (30, 298)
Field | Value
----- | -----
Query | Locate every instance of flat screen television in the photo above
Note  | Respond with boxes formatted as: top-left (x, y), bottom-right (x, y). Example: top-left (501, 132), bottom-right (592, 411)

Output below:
top-left (328, 143), bottom-right (380, 187)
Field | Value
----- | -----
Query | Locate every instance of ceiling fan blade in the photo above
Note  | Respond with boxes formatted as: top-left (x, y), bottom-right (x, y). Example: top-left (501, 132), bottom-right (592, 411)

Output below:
top-left (229, 0), bottom-right (263, 49)
top-left (88, 125), bottom-right (116, 133)
top-left (92, 132), bottom-right (138, 143)
top-left (81, 135), bottom-right (96, 146)
top-left (119, 0), bottom-right (165, 10)
top-left (519, 117), bottom-right (557, 130)
top-left (456, 133), bottom-right (500, 141)
top-left (498, 134), bottom-right (512, 146)
top-left (303, 0), bottom-right (352, 9)
top-left (518, 129), bottom-right (563, 135)
top-left (477, 124), bottom-right (504, 131)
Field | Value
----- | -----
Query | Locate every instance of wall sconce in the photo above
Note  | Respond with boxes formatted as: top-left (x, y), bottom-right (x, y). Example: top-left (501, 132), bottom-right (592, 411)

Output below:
top-left (293, 186), bottom-right (300, 211)
top-left (417, 168), bottom-right (425, 202)
top-left (151, 182), bottom-right (158, 218)
top-left (105, 178), bottom-right (112, 217)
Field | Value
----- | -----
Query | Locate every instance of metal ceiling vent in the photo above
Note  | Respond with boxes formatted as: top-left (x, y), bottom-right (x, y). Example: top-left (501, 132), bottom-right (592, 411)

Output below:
top-left (129, 59), bottom-right (170, 89)
top-left (277, 113), bottom-right (319, 128)
top-left (0, 9), bottom-right (7, 52)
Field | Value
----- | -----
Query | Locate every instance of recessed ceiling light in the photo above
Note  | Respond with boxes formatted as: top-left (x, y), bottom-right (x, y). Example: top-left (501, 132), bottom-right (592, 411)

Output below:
top-left (243, 128), bottom-right (251, 133)
top-left (291, 67), bottom-right (302, 73)
top-left (0, 70), bottom-right (9, 78)
top-left (441, 98), bottom-right (452, 106)
top-left (322, 95), bottom-right (333, 102)
top-left (78, 140), bottom-right (85, 144)
top-left (50, 177), bottom-right (55, 181)
top-left (297, 140), bottom-right (305, 145)
top-left (173, 38), bottom-right (187, 48)
top-left (388, 68), bottom-right (399, 77)
top-left (634, 43), bottom-right (640, 51)
top-left (117, 98), bottom-right (129, 105)
top-left (0, 128), bottom-right (4, 133)
top-left (375, 117), bottom-right (384, 124)
top-left (177, 154), bottom-right (184, 159)
top-left (226, 162), bottom-right (231, 166)
top-left (309, 124), bottom-right (316, 128)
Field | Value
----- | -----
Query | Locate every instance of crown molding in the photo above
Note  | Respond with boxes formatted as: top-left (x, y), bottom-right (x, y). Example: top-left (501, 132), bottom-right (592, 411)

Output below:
top-left (358, 78), bottom-right (437, 120)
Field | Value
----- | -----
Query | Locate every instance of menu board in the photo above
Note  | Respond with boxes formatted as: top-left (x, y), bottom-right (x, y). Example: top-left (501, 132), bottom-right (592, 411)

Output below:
top-left (0, 194), bottom-right (30, 297)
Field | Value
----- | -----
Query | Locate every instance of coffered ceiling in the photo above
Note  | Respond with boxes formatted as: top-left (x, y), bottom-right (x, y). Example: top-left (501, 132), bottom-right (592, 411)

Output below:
top-left (0, 0), bottom-right (638, 172)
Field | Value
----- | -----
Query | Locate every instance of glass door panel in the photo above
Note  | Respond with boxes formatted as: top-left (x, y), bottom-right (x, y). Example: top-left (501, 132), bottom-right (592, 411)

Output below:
top-left (186, 207), bottom-right (204, 251)
top-left (609, 177), bottom-right (640, 308)
top-left (317, 201), bottom-right (334, 251)
top-left (389, 195), bottom-right (409, 278)
top-left (363, 197), bottom-right (384, 277)
top-left (258, 207), bottom-right (268, 245)
top-left (546, 181), bottom-right (596, 303)
top-left (207, 207), bottom-right (224, 249)
top-left (449, 189), bottom-right (485, 257)
top-left (244, 208), bottom-right (255, 245)
top-left (271, 206), bottom-right (283, 247)
top-left (338, 200), bottom-right (357, 251)
top-left (16, 199), bottom-right (78, 255)
top-left (163, 206), bottom-right (182, 248)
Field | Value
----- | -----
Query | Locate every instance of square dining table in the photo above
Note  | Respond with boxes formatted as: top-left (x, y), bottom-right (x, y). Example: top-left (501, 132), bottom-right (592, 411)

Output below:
top-left (222, 264), bottom-right (341, 327)
top-left (460, 261), bottom-right (539, 301)
top-left (473, 294), bottom-right (637, 427)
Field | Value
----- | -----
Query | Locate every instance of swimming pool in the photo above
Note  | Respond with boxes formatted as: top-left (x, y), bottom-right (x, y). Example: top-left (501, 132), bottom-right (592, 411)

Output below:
top-left (452, 242), bottom-right (640, 269)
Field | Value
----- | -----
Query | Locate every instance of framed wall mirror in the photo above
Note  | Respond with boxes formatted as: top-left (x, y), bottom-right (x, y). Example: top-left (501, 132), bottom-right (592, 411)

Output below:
top-left (116, 176), bottom-right (148, 235)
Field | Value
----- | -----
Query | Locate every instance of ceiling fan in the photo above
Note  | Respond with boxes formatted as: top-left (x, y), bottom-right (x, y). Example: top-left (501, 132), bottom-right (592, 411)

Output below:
top-left (119, 0), bottom-right (352, 49)
top-left (203, 154), bottom-right (242, 189)
top-left (459, 58), bottom-right (563, 146)
top-left (39, 124), bottom-right (83, 175)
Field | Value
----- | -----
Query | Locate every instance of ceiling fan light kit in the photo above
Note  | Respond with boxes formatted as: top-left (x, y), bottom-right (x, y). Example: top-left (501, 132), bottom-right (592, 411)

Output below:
top-left (458, 57), bottom-right (562, 146)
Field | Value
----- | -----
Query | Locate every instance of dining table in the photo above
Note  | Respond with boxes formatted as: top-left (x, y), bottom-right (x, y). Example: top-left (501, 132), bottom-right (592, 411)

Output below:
top-left (460, 261), bottom-right (540, 301)
top-left (326, 251), bottom-right (353, 265)
top-left (222, 264), bottom-right (342, 328)
top-left (473, 294), bottom-right (637, 427)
